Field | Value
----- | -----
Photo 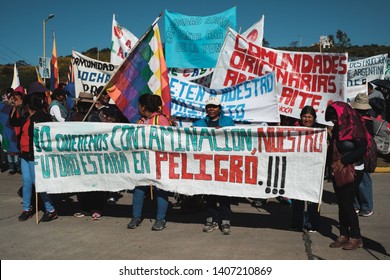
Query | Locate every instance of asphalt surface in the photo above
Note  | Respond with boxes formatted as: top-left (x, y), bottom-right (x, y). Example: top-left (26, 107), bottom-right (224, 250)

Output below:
top-left (0, 168), bottom-right (389, 260)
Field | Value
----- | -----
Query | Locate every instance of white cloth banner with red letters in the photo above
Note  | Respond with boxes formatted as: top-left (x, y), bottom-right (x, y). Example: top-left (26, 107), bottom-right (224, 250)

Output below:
top-left (33, 122), bottom-right (326, 203)
top-left (211, 28), bottom-right (349, 124)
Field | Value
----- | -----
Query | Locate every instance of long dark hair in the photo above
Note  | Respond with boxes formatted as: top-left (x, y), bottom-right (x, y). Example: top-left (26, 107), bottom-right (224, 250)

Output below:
top-left (23, 94), bottom-right (45, 111)
top-left (138, 94), bottom-right (162, 113)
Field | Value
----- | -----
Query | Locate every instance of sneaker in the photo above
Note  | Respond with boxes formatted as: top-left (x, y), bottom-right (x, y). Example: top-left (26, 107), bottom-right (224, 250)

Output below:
top-left (18, 210), bottom-right (33, 221)
top-left (359, 210), bottom-right (374, 217)
top-left (288, 225), bottom-right (301, 231)
top-left (152, 219), bottom-right (166, 231)
top-left (203, 217), bottom-right (218, 233)
top-left (251, 198), bottom-right (266, 208)
top-left (221, 220), bottom-right (231, 235)
top-left (91, 211), bottom-right (102, 221)
top-left (8, 170), bottom-right (17, 175)
top-left (40, 210), bottom-right (58, 222)
top-left (106, 197), bottom-right (116, 205)
top-left (127, 217), bottom-right (142, 229)
top-left (355, 208), bottom-right (360, 214)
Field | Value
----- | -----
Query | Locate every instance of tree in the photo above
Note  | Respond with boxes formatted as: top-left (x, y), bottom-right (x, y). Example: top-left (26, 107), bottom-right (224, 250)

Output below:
top-left (262, 38), bottom-right (270, 47)
top-left (335, 29), bottom-right (351, 48)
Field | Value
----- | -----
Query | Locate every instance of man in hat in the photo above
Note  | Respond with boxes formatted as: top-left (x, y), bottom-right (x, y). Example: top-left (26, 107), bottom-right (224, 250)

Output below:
top-left (49, 88), bottom-right (69, 122)
top-left (350, 93), bottom-right (375, 217)
top-left (368, 83), bottom-right (386, 118)
top-left (192, 96), bottom-right (235, 235)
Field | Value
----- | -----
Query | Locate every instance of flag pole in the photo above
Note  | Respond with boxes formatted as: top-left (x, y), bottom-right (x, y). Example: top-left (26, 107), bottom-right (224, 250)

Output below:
top-left (82, 13), bottom-right (163, 122)
top-left (35, 192), bottom-right (39, 224)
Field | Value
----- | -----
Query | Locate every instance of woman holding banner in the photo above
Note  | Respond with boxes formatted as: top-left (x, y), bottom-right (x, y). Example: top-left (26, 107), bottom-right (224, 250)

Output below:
top-left (192, 96), bottom-right (235, 235)
top-left (290, 106), bottom-right (322, 232)
top-left (127, 94), bottom-right (171, 231)
top-left (10, 93), bottom-right (58, 222)
top-left (325, 101), bottom-right (367, 250)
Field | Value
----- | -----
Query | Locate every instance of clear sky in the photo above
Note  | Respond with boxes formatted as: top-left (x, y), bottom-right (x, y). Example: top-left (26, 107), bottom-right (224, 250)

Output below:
top-left (0, 0), bottom-right (388, 66)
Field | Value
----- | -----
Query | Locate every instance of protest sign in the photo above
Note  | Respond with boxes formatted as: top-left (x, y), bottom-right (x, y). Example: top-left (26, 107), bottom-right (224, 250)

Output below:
top-left (72, 50), bottom-right (118, 98)
top-left (164, 7), bottom-right (236, 68)
top-left (33, 122), bottom-right (326, 203)
top-left (346, 54), bottom-right (388, 101)
top-left (170, 72), bottom-right (280, 123)
top-left (168, 67), bottom-right (214, 87)
top-left (211, 28), bottom-right (349, 124)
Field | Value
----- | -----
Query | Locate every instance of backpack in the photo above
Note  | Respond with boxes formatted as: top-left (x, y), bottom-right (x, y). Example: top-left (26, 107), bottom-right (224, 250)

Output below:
top-left (361, 116), bottom-right (378, 172)
top-left (372, 118), bottom-right (390, 154)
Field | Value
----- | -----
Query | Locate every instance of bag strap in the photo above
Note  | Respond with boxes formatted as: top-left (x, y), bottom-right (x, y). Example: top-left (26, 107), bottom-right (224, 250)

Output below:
top-left (375, 120), bottom-right (386, 136)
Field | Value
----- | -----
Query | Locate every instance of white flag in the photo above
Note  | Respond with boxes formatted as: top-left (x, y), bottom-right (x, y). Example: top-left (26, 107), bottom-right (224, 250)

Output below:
top-left (110, 14), bottom-right (138, 66)
top-left (11, 63), bottom-right (20, 89)
top-left (242, 15), bottom-right (264, 46)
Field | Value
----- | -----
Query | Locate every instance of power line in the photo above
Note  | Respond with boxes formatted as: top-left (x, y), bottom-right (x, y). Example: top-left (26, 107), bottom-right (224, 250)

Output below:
top-left (0, 49), bottom-right (18, 64)
top-left (0, 42), bottom-right (34, 65)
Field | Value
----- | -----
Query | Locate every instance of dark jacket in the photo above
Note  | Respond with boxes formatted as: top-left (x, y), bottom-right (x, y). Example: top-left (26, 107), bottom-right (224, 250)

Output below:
top-left (10, 110), bottom-right (52, 161)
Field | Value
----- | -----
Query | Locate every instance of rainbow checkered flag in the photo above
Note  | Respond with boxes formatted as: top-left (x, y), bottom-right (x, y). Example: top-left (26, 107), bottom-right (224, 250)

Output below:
top-left (105, 21), bottom-right (171, 123)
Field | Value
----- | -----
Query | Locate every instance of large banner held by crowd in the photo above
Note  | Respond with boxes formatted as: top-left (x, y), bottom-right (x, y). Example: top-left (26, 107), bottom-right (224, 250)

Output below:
top-left (33, 122), bottom-right (326, 203)
top-left (72, 50), bottom-right (118, 98)
top-left (211, 28), bottom-right (349, 124)
top-left (164, 7), bottom-right (237, 68)
top-left (170, 72), bottom-right (280, 123)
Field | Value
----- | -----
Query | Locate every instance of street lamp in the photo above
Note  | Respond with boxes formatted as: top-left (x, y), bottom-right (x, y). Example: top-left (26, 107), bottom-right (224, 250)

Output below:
top-left (42, 13), bottom-right (54, 83)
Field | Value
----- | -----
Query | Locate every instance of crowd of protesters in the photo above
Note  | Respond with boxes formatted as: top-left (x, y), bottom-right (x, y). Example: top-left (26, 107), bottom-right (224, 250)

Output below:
top-left (1, 79), bottom-right (388, 251)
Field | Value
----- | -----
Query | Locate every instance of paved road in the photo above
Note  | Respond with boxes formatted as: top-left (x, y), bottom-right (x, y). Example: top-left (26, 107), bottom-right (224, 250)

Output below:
top-left (0, 170), bottom-right (389, 260)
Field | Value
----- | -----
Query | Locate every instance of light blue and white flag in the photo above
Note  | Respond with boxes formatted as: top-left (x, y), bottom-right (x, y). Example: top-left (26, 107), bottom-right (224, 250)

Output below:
top-left (164, 7), bottom-right (236, 68)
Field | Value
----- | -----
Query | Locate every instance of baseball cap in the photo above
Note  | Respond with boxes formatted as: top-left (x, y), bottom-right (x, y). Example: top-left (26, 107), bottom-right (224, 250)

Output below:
top-left (205, 96), bottom-right (221, 106)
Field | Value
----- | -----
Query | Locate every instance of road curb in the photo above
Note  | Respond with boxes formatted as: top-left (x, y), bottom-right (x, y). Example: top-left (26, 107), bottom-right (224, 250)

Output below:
top-left (375, 167), bottom-right (390, 173)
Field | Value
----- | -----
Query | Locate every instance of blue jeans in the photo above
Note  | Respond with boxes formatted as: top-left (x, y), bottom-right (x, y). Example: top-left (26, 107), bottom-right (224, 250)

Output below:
top-left (7, 153), bottom-right (20, 171)
top-left (354, 172), bottom-right (373, 212)
top-left (132, 186), bottom-right (168, 221)
top-left (21, 158), bottom-right (55, 212)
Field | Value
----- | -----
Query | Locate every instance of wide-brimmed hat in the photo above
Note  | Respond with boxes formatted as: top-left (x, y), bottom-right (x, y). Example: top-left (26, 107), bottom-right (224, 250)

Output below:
top-left (28, 81), bottom-right (48, 95)
top-left (205, 96), bottom-right (221, 106)
top-left (350, 93), bottom-right (372, 110)
top-left (76, 92), bottom-right (95, 103)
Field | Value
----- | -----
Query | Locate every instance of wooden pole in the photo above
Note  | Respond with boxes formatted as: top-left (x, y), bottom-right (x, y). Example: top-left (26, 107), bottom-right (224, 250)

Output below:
top-left (35, 192), bottom-right (39, 224)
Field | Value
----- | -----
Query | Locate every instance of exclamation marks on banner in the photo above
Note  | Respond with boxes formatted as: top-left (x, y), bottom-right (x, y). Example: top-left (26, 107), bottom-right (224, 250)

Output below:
top-left (264, 156), bottom-right (287, 195)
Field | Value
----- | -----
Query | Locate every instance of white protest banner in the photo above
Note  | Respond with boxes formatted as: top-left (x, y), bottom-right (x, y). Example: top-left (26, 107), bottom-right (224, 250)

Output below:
top-left (385, 59), bottom-right (390, 80)
top-left (346, 54), bottom-right (388, 101)
top-left (211, 28), bottom-right (349, 124)
top-left (110, 14), bottom-right (139, 66)
top-left (33, 122), bottom-right (326, 203)
top-left (169, 68), bottom-right (214, 81)
top-left (168, 67), bottom-right (214, 87)
top-left (170, 72), bottom-right (280, 123)
top-left (72, 50), bottom-right (118, 98)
